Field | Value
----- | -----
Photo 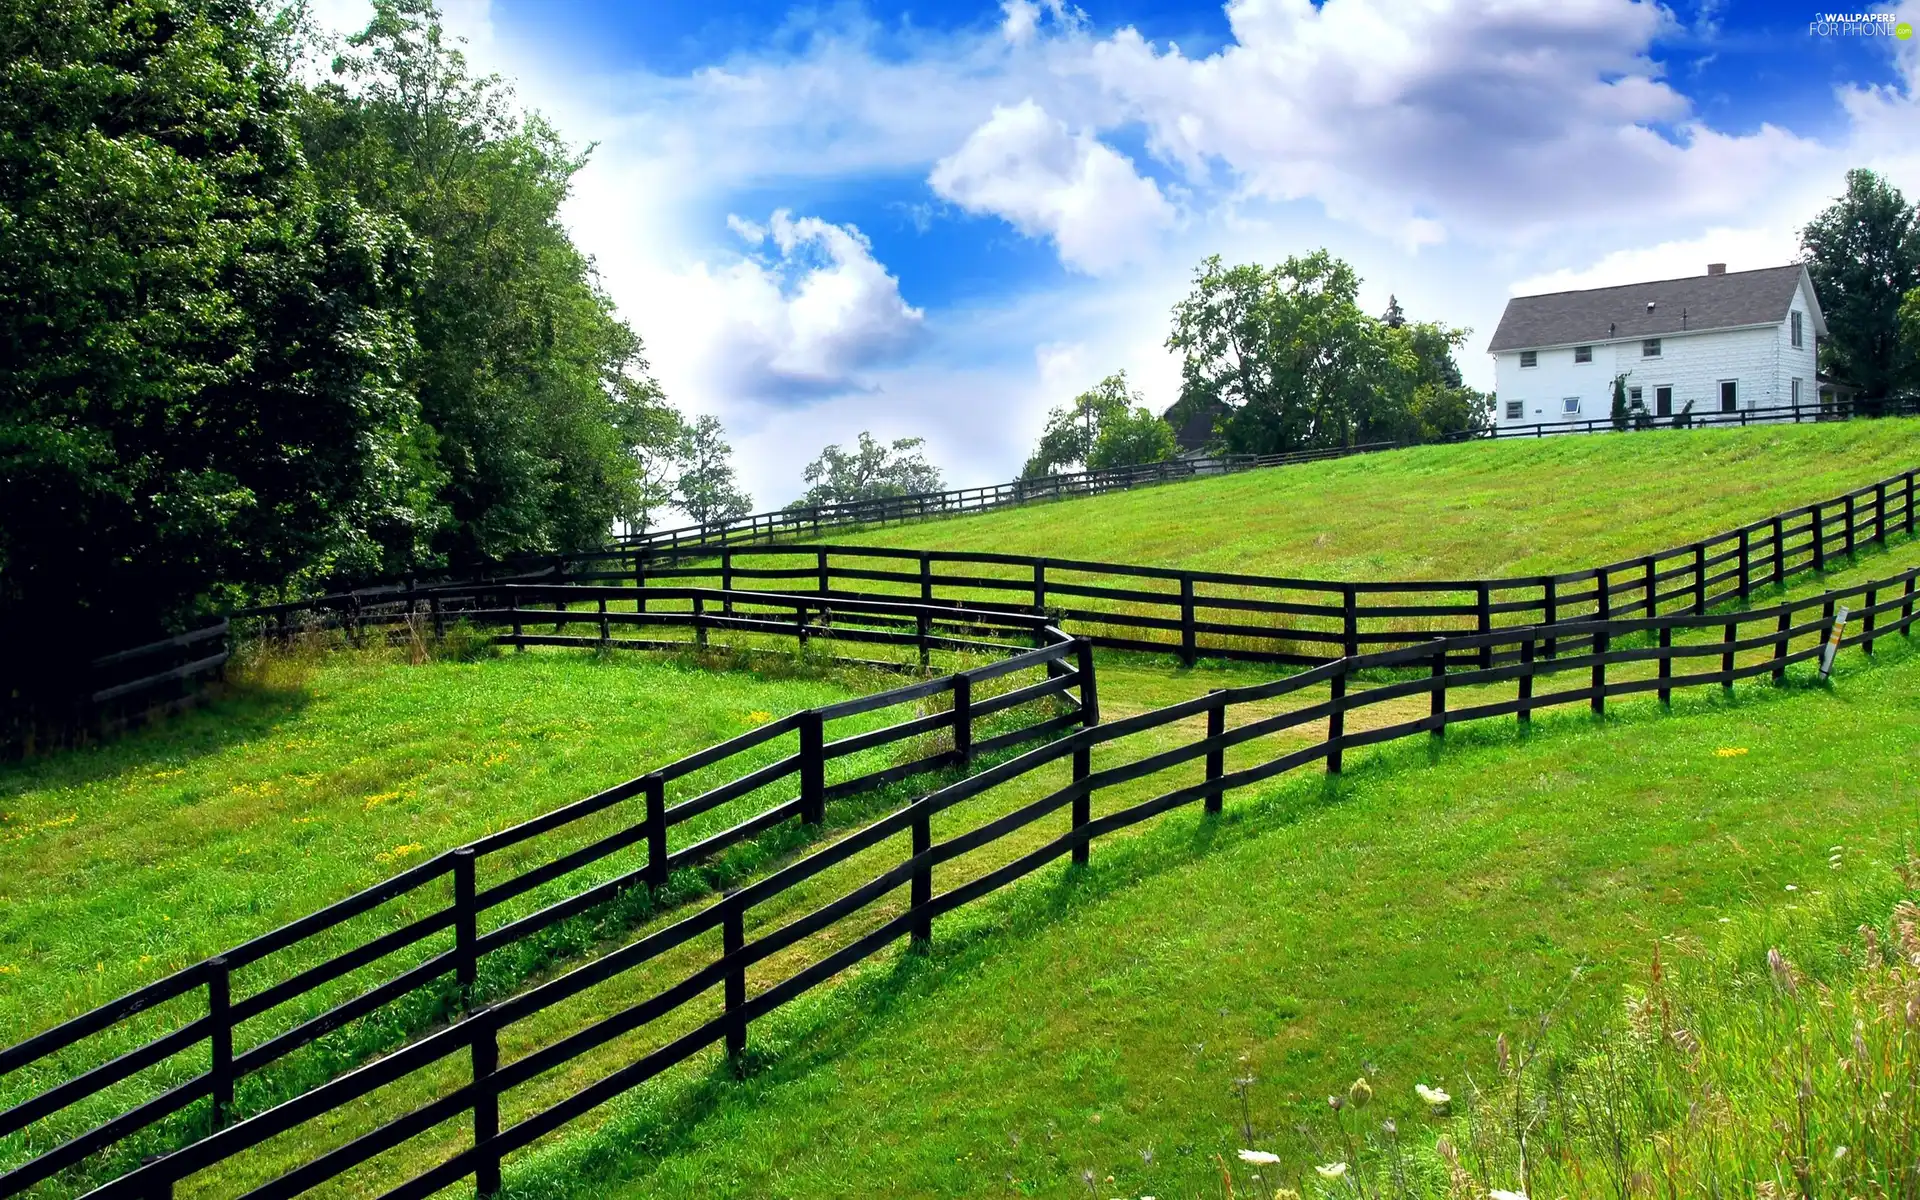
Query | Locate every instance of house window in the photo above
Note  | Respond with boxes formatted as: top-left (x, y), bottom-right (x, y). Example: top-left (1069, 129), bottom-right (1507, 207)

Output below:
top-left (1562, 397), bottom-right (1581, 416)
top-left (1519, 350), bottom-right (1538, 368)
top-left (1628, 387), bottom-right (1643, 406)
top-left (1792, 377), bottom-right (1803, 406)
top-left (1505, 400), bottom-right (1524, 420)
top-left (1574, 345), bottom-right (1592, 363)
top-left (1642, 338), bottom-right (1662, 357)
top-left (1719, 380), bottom-right (1737, 413)
top-left (1791, 311), bottom-right (1803, 349)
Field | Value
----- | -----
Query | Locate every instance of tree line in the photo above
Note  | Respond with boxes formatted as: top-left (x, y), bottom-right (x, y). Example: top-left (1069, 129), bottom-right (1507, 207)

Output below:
top-left (0, 0), bottom-right (764, 706)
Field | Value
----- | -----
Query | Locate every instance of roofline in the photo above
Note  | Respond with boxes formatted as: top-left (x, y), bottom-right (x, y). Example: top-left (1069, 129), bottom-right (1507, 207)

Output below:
top-left (1488, 320), bottom-right (1797, 356)
top-left (1505, 262), bottom-right (1806, 302)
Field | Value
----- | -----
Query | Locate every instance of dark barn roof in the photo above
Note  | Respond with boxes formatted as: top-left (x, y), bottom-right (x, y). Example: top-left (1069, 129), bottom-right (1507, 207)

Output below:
top-left (1487, 264), bottom-right (1818, 353)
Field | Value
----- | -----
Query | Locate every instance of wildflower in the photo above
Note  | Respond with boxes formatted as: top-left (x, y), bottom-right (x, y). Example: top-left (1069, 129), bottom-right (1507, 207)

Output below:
top-left (0, 964), bottom-right (17, 975)
top-left (1768, 947), bottom-right (1800, 995)
top-left (375, 842), bottom-right (425, 865)
top-left (1238, 1149), bottom-right (1279, 1166)
top-left (747, 710), bottom-right (774, 723)
top-left (1381, 1118), bottom-right (1397, 1136)
top-left (1490, 1191), bottom-right (1529, 1200)
top-left (1415, 1082), bottom-right (1451, 1115)
top-left (1834, 1145), bottom-right (1849, 1161)
top-left (1785, 883), bottom-right (1799, 891)
top-left (1715, 747), bottom-right (1748, 758)
top-left (1347, 1076), bottom-right (1372, 1108)
top-left (1315, 1162), bottom-right (1348, 1180)
top-left (1327, 1093), bottom-right (1344, 1111)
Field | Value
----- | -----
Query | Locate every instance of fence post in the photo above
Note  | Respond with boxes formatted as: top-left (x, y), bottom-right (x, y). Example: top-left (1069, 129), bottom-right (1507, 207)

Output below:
top-left (1326, 663), bottom-right (1346, 774)
top-left (1844, 494), bottom-right (1856, 558)
top-left (1429, 641), bottom-right (1447, 737)
top-left (1656, 625), bottom-right (1672, 706)
top-left (1906, 575), bottom-right (1917, 635)
top-left (1721, 621), bottom-right (1736, 689)
top-left (1737, 529), bottom-right (1751, 602)
top-left (1863, 587), bottom-right (1878, 655)
top-left (453, 847), bottom-right (477, 1009)
top-left (1908, 473), bottom-right (1916, 536)
top-left (1336, 584), bottom-right (1357, 658)
top-left (952, 673), bottom-right (973, 763)
top-left (1071, 735), bottom-right (1092, 865)
top-left (916, 612), bottom-right (931, 669)
top-left (1692, 544), bottom-right (1706, 614)
top-left (1643, 555), bottom-right (1656, 617)
top-left (1180, 575), bottom-right (1197, 666)
top-left (1476, 584), bottom-right (1492, 669)
top-left (1596, 566), bottom-right (1611, 623)
top-left (206, 957), bottom-right (233, 1129)
top-left (510, 594), bottom-right (523, 653)
top-left (1030, 561), bottom-right (1047, 614)
top-left (799, 710), bottom-right (825, 825)
top-left (431, 594), bottom-right (445, 640)
top-left (1876, 482), bottom-right (1888, 546)
top-left (1772, 515), bottom-right (1786, 586)
top-left (1812, 503), bottom-right (1826, 573)
top-left (721, 550), bottom-right (734, 615)
top-left (920, 553), bottom-right (933, 605)
top-left (1591, 625), bottom-right (1608, 717)
top-left (1517, 636), bottom-right (1534, 727)
top-left (1075, 637), bottom-right (1099, 727)
top-left (1543, 577), bottom-right (1558, 659)
top-left (642, 773), bottom-right (669, 892)
top-left (1205, 689), bottom-right (1226, 814)
top-left (723, 904), bottom-right (746, 1066)
top-left (911, 800), bottom-right (933, 945)
top-left (816, 549), bottom-right (829, 597)
top-left (598, 596), bottom-right (610, 644)
top-left (471, 1011), bottom-right (501, 1198)
top-left (1773, 608), bottom-right (1791, 683)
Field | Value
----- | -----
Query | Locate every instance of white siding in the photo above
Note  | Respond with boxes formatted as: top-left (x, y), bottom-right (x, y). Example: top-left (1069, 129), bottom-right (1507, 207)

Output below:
top-left (1493, 309), bottom-right (1815, 431)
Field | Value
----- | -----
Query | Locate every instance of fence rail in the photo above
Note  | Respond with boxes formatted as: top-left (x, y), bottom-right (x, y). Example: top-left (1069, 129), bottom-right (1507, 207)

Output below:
top-left (554, 465), bottom-right (1920, 668)
top-left (27, 558), bottom-right (1918, 1200)
top-left (0, 589), bottom-right (1086, 1199)
top-left (1479, 395), bottom-right (1920, 442)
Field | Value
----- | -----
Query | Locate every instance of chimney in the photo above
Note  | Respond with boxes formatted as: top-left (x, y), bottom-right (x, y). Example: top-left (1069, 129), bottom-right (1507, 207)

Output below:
top-left (1707, 263), bottom-right (1726, 276)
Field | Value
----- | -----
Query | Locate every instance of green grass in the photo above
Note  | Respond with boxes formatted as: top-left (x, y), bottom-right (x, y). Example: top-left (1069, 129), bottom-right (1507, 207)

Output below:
top-left (493, 631), bottom-right (1920, 1200)
top-left (821, 421), bottom-right (1920, 579)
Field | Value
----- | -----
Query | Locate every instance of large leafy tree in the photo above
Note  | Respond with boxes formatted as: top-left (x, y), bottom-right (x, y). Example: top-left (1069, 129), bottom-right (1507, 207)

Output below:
top-left (1165, 253), bottom-right (1487, 453)
top-left (1088, 406), bottom-right (1177, 470)
top-left (300, 0), bottom-right (678, 563)
top-left (1801, 169), bottom-right (1920, 403)
top-left (1022, 372), bottom-right (1165, 477)
top-left (1, 0), bottom-right (435, 691)
top-left (793, 432), bottom-right (943, 508)
top-left (673, 415), bottom-right (752, 527)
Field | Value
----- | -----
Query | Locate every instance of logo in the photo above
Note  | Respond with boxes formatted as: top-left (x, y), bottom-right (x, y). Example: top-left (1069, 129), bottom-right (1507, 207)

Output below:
top-left (1898, 21), bottom-right (1913, 38)
top-left (1809, 11), bottom-right (1908, 36)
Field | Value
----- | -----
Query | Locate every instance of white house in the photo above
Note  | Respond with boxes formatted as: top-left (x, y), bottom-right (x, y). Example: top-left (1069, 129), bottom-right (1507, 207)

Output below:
top-left (1487, 263), bottom-right (1827, 428)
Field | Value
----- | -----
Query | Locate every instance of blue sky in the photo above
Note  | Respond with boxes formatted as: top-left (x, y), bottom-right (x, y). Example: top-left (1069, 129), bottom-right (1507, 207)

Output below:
top-left (315, 0), bottom-right (1920, 509)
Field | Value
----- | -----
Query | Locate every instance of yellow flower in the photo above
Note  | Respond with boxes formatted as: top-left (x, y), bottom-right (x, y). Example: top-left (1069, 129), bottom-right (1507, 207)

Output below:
top-left (747, 710), bottom-right (774, 723)
top-left (0, 964), bottom-right (18, 975)
top-left (1715, 747), bottom-right (1749, 758)
top-left (375, 842), bottom-right (425, 864)
top-left (363, 790), bottom-right (402, 811)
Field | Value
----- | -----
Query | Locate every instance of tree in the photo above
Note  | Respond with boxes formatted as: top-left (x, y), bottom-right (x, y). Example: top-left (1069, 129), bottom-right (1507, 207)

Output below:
top-left (1381, 295), bottom-right (1407, 328)
top-left (1900, 288), bottom-right (1920, 395)
top-left (302, 0), bottom-right (680, 563)
top-left (1088, 407), bottom-right (1178, 470)
top-left (1022, 372), bottom-right (1143, 477)
top-left (0, 0), bottom-right (438, 705)
top-left (673, 416), bottom-right (752, 527)
top-left (1800, 169), bottom-right (1920, 403)
top-left (1610, 373), bottom-right (1631, 431)
top-left (1167, 253), bottom-right (1458, 454)
top-left (793, 433), bottom-right (943, 508)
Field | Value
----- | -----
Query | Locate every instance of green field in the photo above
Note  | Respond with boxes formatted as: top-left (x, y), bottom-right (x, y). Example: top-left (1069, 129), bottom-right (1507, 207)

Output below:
top-left (825, 421), bottom-right (1920, 579)
top-left (507, 626), bottom-right (1920, 1200)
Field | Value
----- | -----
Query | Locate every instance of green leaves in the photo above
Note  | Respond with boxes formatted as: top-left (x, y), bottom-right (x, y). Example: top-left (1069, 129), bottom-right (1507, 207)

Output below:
top-left (794, 432), bottom-right (944, 508)
top-left (1023, 371), bottom-right (1173, 478)
top-left (1800, 168), bottom-right (1920, 403)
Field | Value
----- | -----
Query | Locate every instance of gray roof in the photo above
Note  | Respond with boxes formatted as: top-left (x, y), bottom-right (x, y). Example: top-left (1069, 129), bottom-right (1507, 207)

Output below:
top-left (1487, 264), bottom-right (1819, 353)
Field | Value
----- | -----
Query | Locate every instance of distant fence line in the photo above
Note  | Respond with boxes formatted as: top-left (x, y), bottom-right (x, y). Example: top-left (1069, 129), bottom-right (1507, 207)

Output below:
top-left (0, 589), bottom-right (1087, 1198)
top-left (13, 556), bottom-right (1917, 1198)
top-left (616, 397), bottom-right (1919, 558)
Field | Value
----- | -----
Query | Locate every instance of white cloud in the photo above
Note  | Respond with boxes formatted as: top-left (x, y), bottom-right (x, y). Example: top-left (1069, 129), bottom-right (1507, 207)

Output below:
top-left (1509, 226), bottom-right (1805, 296)
top-left (931, 100), bottom-right (1177, 274)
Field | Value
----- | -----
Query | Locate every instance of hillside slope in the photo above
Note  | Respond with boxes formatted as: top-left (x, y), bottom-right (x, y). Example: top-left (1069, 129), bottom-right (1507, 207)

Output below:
top-left (822, 422), bottom-right (1920, 580)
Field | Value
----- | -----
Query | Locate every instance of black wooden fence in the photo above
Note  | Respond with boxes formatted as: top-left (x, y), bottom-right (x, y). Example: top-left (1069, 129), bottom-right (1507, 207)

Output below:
top-left (1478, 394), bottom-right (1920, 442)
top-left (23, 558), bottom-right (1917, 1200)
top-left (563, 466), bottom-right (1920, 667)
top-left (0, 590), bottom-right (1086, 1198)
top-left (615, 442), bottom-right (1404, 555)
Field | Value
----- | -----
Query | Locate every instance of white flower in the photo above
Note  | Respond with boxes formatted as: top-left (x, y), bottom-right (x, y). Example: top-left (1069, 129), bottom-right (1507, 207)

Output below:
top-left (1490, 1190), bottom-right (1529, 1200)
top-left (1414, 1083), bottom-right (1450, 1105)
top-left (1238, 1149), bottom-right (1280, 1165)
top-left (1315, 1162), bottom-right (1349, 1180)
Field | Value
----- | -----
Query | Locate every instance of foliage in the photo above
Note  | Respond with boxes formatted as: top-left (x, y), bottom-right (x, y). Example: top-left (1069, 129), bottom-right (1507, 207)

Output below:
top-left (1610, 373), bottom-right (1631, 432)
top-left (792, 432), bottom-right (944, 508)
top-left (1801, 168), bottom-right (1920, 403)
top-left (1022, 372), bottom-right (1137, 477)
top-left (1901, 287), bottom-right (1920, 394)
top-left (0, 0), bottom-right (438, 699)
top-left (301, 0), bottom-right (679, 564)
top-left (1165, 253), bottom-right (1488, 454)
top-left (673, 414), bottom-right (752, 527)
top-left (1088, 405), bottom-right (1178, 471)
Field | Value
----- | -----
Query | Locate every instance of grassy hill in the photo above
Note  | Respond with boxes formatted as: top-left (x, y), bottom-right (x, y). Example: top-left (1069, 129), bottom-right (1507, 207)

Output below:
top-left (508, 633), bottom-right (1920, 1200)
top-left (822, 422), bottom-right (1920, 579)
